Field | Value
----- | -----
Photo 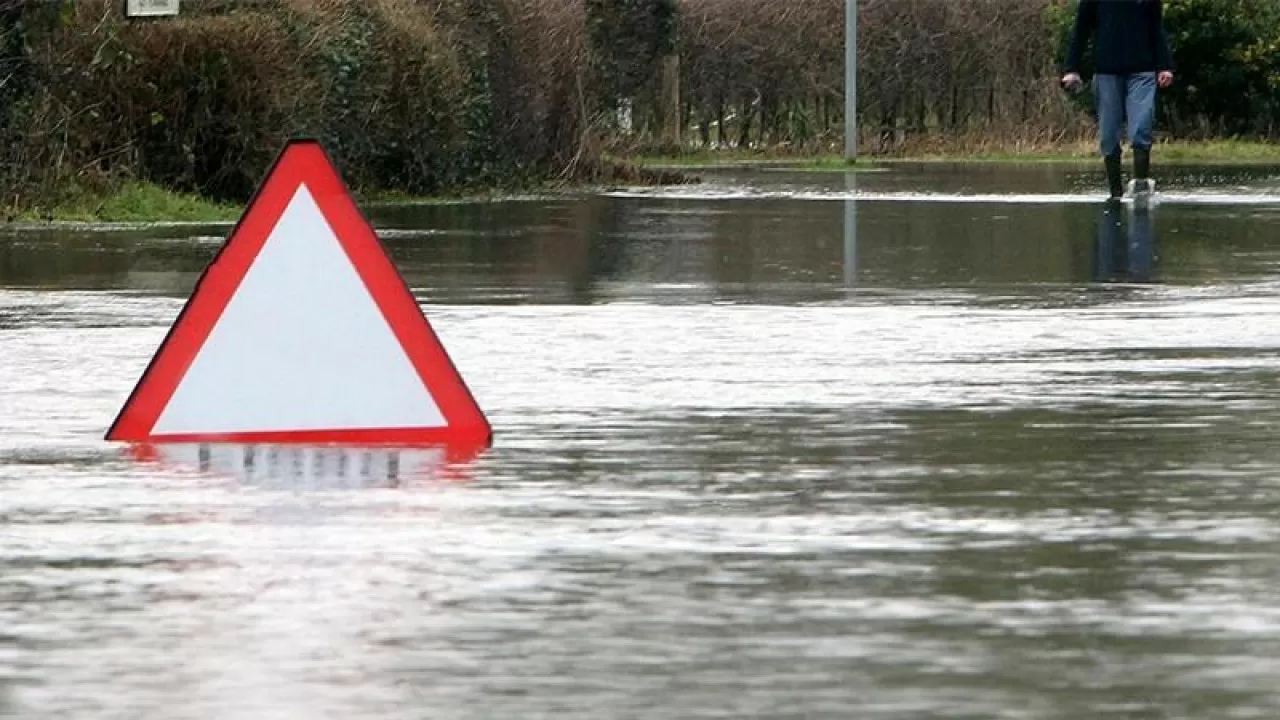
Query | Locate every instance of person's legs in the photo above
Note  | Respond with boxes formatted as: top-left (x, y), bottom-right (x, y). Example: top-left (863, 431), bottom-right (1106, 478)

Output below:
top-left (1095, 74), bottom-right (1126, 157)
top-left (1126, 72), bottom-right (1157, 186)
top-left (1094, 74), bottom-right (1126, 197)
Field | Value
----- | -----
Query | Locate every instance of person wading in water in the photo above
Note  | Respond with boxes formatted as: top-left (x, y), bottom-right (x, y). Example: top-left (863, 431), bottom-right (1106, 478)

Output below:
top-left (1061, 0), bottom-right (1175, 200)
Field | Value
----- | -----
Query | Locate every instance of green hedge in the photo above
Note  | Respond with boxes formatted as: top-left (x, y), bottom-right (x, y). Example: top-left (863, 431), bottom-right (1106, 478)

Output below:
top-left (1052, 0), bottom-right (1280, 137)
top-left (0, 0), bottom-right (588, 210)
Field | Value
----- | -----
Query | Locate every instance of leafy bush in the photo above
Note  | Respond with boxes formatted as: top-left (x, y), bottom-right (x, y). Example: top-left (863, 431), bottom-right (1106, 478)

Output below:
top-left (1, 0), bottom-right (592, 210)
top-left (1160, 0), bottom-right (1280, 136)
top-left (1050, 0), bottom-right (1280, 138)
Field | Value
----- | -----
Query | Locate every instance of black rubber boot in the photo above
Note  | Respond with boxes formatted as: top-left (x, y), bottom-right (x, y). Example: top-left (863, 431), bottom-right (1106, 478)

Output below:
top-left (1134, 148), bottom-right (1150, 180)
top-left (1104, 153), bottom-right (1123, 199)
top-left (1131, 147), bottom-right (1153, 196)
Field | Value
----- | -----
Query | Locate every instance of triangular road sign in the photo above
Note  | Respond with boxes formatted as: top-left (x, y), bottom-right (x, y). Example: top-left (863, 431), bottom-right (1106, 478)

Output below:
top-left (107, 139), bottom-right (491, 448)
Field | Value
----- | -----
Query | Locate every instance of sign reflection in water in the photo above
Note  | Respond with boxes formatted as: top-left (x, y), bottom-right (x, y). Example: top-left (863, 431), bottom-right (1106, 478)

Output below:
top-left (125, 442), bottom-right (480, 489)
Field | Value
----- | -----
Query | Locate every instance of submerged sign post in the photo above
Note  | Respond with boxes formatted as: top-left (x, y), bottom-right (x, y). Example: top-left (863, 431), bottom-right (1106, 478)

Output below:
top-left (124, 0), bottom-right (180, 18)
top-left (107, 138), bottom-right (491, 450)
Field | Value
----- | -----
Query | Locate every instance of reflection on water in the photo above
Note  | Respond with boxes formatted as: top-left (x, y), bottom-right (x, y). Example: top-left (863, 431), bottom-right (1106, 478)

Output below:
top-left (844, 171), bottom-right (858, 287)
top-left (5, 174), bottom-right (1280, 304)
top-left (4, 163), bottom-right (1280, 719)
top-left (1093, 200), bottom-right (1157, 283)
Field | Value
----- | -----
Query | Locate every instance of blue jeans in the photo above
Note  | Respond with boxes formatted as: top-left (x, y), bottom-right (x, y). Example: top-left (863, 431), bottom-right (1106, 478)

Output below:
top-left (1094, 72), bottom-right (1156, 157)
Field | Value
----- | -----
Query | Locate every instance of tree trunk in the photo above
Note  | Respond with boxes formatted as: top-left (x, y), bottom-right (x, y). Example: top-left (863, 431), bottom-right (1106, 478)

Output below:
top-left (659, 52), bottom-right (681, 149)
top-left (715, 94), bottom-right (725, 147)
top-left (737, 97), bottom-right (753, 148)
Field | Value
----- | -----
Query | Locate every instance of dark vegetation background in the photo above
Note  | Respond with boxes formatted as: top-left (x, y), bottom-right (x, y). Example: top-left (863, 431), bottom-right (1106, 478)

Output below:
top-left (1, 0), bottom-right (1276, 212)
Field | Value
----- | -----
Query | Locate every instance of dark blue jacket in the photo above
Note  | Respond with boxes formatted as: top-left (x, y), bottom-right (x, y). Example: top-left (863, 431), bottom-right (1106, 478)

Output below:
top-left (1064, 0), bottom-right (1175, 75)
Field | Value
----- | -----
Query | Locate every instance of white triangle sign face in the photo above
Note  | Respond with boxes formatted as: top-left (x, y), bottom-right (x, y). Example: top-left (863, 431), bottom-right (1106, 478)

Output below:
top-left (153, 185), bottom-right (447, 435)
top-left (107, 139), bottom-right (490, 448)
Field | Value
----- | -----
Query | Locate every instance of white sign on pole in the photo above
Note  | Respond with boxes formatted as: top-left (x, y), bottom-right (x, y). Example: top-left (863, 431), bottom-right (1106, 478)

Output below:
top-left (125, 0), bottom-right (180, 18)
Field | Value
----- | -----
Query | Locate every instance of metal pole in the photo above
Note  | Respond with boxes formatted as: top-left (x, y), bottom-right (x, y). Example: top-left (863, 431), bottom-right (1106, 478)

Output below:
top-left (844, 0), bottom-right (858, 162)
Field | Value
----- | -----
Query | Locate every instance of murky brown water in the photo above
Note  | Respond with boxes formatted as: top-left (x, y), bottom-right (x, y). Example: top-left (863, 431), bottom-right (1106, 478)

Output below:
top-left (4, 162), bottom-right (1280, 719)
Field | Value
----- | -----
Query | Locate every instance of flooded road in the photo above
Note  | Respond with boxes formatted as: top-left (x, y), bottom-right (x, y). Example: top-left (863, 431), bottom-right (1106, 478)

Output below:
top-left (4, 161), bottom-right (1280, 719)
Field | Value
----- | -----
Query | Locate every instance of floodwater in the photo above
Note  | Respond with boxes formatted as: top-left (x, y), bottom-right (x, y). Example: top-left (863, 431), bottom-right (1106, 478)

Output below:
top-left (4, 161), bottom-right (1280, 719)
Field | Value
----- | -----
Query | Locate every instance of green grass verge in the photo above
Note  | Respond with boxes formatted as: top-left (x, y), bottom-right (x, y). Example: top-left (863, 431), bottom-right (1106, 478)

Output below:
top-left (887, 140), bottom-right (1280, 165)
top-left (1149, 139), bottom-right (1280, 163)
top-left (355, 185), bottom-right (564, 207)
top-left (7, 180), bottom-right (547, 225)
top-left (622, 149), bottom-right (879, 170)
top-left (13, 181), bottom-right (242, 224)
top-left (627, 139), bottom-right (1280, 169)
top-left (4, 172), bottom-right (665, 225)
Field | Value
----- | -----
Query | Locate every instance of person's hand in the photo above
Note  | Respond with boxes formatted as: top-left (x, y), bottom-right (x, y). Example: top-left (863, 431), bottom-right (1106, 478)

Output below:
top-left (1061, 72), bottom-right (1083, 92)
top-left (1158, 71), bottom-right (1174, 88)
